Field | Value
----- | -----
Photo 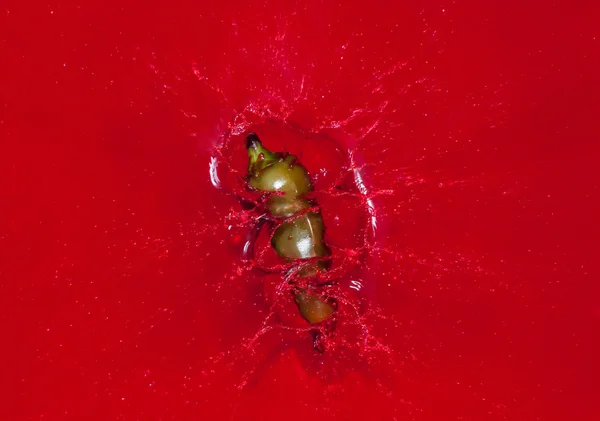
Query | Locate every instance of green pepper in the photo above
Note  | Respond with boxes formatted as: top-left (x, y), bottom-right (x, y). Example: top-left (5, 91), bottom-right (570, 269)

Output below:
top-left (246, 133), bottom-right (335, 325)
top-left (294, 289), bottom-right (336, 324)
top-left (247, 134), bottom-right (312, 218)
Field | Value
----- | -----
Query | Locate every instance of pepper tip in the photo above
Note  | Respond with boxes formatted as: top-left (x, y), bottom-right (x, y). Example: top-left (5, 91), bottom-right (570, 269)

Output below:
top-left (246, 132), bottom-right (261, 150)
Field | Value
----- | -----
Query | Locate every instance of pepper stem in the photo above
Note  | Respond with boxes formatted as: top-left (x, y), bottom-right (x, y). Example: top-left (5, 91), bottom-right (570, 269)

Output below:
top-left (246, 133), bottom-right (280, 175)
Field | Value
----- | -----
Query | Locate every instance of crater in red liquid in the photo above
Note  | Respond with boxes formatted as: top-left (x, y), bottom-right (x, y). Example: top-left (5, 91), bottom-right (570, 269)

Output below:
top-left (213, 119), bottom-right (385, 364)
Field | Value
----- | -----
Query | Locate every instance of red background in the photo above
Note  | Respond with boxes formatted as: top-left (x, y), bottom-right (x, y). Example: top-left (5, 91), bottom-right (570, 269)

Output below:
top-left (2, 1), bottom-right (599, 420)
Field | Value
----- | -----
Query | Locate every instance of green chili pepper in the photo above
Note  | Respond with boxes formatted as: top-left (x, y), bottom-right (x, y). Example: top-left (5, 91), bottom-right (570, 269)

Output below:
top-left (246, 133), bottom-right (335, 325)
top-left (294, 289), bottom-right (336, 324)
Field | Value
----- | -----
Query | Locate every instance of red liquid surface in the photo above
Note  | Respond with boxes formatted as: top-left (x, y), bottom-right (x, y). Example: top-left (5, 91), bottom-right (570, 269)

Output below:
top-left (2, 1), bottom-right (599, 420)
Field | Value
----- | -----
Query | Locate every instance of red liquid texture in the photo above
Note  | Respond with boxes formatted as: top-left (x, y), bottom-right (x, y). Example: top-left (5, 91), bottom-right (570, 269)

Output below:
top-left (2, 1), bottom-right (599, 420)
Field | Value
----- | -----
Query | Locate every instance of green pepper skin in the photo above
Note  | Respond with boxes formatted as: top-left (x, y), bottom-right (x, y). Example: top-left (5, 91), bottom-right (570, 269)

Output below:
top-left (247, 146), bottom-right (313, 218)
top-left (294, 289), bottom-right (336, 324)
top-left (271, 212), bottom-right (328, 259)
top-left (246, 133), bottom-right (335, 325)
top-left (248, 155), bottom-right (312, 196)
top-left (266, 196), bottom-right (311, 219)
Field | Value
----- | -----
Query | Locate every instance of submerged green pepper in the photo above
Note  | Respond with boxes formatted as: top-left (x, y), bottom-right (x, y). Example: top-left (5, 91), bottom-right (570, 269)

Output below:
top-left (246, 133), bottom-right (335, 326)
top-left (247, 134), bottom-right (312, 218)
top-left (294, 289), bottom-right (336, 324)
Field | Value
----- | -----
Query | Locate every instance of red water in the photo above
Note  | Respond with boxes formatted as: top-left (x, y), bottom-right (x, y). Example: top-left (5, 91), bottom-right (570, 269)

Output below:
top-left (2, 1), bottom-right (599, 420)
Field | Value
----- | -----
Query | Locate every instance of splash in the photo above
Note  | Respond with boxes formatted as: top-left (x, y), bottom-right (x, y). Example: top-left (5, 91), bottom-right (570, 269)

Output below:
top-left (206, 113), bottom-right (402, 385)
